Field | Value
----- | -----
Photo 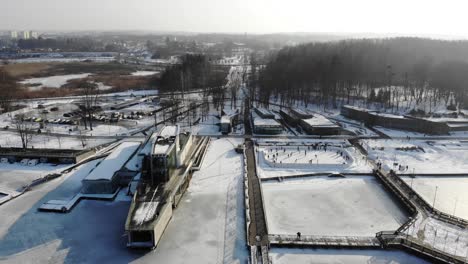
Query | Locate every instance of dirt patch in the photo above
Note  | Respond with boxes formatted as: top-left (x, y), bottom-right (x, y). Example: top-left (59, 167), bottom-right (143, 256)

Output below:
top-left (3, 63), bottom-right (54, 78)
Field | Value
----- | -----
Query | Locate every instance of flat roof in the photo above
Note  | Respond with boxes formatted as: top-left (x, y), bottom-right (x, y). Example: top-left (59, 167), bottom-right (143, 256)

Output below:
top-left (254, 117), bottom-right (282, 127)
top-left (159, 126), bottom-right (178, 138)
top-left (302, 114), bottom-right (339, 128)
top-left (84, 141), bottom-right (141, 181)
top-left (370, 112), bottom-right (406, 119)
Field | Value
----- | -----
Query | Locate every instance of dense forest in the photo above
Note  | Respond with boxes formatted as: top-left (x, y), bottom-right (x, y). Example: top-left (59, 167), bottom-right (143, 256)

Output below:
top-left (257, 38), bottom-right (468, 113)
top-left (156, 54), bottom-right (228, 111)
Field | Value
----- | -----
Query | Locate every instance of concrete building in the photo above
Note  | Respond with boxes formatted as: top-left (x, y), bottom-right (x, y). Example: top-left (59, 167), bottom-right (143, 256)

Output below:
top-left (255, 107), bottom-right (275, 119)
top-left (81, 141), bottom-right (141, 194)
top-left (253, 115), bottom-right (283, 135)
top-left (220, 109), bottom-right (239, 134)
top-left (30, 31), bottom-right (39, 39)
top-left (125, 126), bottom-right (202, 248)
top-left (10, 31), bottom-right (18, 39)
top-left (299, 114), bottom-right (342, 135)
top-left (21, 31), bottom-right (30, 40)
top-left (341, 105), bottom-right (450, 135)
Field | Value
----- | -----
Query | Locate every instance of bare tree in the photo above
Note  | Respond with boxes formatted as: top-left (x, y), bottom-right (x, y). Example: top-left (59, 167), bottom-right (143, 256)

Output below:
top-left (78, 81), bottom-right (100, 131)
top-left (78, 130), bottom-right (88, 148)
top-left (13, 115), bottom-right (34, 149)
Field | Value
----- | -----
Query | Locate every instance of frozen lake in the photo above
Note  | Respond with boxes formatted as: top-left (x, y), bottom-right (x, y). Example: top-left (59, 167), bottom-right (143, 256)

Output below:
top-left (269, 247), bottom-right (430, 264)
top-left (262, 176), bottom-right (409, 236)
top-left (403, 176), bottom-right (468, 220)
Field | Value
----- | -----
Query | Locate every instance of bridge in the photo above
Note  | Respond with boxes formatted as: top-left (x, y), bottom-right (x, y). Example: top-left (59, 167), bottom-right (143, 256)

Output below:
top-left (269, 234), bottom-right (381, 248)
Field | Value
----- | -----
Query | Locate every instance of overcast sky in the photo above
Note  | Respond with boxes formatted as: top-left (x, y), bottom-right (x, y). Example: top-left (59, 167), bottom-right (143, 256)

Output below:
top-left (2, 0), bottom-right (468, 37)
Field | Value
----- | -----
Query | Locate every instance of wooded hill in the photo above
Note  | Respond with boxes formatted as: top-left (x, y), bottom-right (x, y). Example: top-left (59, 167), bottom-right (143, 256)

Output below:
top-left (257, 38), bottom-right (468, 112)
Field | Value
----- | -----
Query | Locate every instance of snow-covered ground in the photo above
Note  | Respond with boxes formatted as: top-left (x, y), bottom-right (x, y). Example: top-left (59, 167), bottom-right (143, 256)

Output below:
top-left (375, 126), bottom-right (468, 138)
top-left (363, 139), bottom-right (468, 174)
top-left (0, 163), bottom-right (68, 192)
top-left (130, 71), bottom-right (158, 76)
top-left (19, 74), bottom-right (91, 90)
top-left (256, 140), bottom-right (372, 178)
top-left (262, 176), bottom-right (408, 236)
top-left (402, 176), bottom-right (468, 220)
top-left (133, 138), bottom-right (248, 264)
top-left (0, 131), bottom-right (112, 149)
top-left (0, 158), bottom-right (138, 263)
top-left (407, 215), bottom-right (468, 259)
top-left (269, 247), bottom-right (430, 264)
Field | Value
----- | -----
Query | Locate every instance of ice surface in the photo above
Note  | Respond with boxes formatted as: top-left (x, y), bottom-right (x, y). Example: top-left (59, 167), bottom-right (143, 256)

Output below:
top-left (269, 247), bottom-right (430, 264)
top-left (262, 176), bottom-right (409, 236)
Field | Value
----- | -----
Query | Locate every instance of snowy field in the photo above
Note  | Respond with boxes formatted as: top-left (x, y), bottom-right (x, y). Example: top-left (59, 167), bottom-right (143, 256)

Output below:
top-left (0, 131), bottom-right (112, 149)
top-left (269, 247), bottom-right (430, 264)
top-left (402, 176), bottom-right (468, 220)
top-left (0, 163), bottom-right (67, 192)
top-left (256, 140), bottom-right (372, 178)
top-left (262, 176), bottom-right (408, 236)
top-left (363, 139), bottom-right (468, 174)
top-left (130, 71), bottom-right (158, 76)
top-left (375, 126), bottom-right (468, 138)
top-left (19, 73), bottom-right (91, 90)
top-left (132, 138), bottom-right (248, 264)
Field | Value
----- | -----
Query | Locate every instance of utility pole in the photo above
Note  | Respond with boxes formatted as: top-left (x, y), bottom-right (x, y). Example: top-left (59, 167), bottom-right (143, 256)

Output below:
top-left (432, 186), bottom-right (438, 209)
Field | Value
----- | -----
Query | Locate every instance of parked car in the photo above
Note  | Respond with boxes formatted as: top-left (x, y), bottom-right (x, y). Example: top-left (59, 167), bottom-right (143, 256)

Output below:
top-left (28, 159), bottom-right (39, 166)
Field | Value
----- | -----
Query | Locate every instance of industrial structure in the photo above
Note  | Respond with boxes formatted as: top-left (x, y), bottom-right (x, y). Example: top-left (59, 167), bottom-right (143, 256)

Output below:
top-left (125, 126), bottom-right (208, 248)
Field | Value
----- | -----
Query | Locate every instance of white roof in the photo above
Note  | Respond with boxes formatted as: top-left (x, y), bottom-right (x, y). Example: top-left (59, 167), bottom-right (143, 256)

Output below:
top-left (84, 141), bottom-right (141, 181)
top-left (160, 126), bottom-right (178, 138)
top-left (254, 117), bottom-right (282, 127)
top-left (302, 114), bottom-right (339, 128)
top-left (153, 143), bottom-right (172, 155)
top-left (371, 112), bottom-right (405, 119)
top-left (221, 116), bottom-right (231, 124)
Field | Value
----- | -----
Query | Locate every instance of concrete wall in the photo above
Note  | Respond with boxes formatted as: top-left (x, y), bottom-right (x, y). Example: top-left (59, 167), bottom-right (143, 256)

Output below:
top-left (152, 201), bottom-right (173, 247)
top-left (81, 177), bottom-right (119, 194)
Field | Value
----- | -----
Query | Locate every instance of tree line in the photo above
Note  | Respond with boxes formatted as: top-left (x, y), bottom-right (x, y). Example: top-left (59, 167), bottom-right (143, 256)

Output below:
top-left (155, 54), bottom-right (228, 109)
top-left (257, 37), bottom-right (468, 113)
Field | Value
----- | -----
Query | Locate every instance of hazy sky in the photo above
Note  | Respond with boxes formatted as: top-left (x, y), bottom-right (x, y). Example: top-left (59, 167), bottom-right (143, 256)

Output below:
top-left (2, 0), bottom-right (468, 37)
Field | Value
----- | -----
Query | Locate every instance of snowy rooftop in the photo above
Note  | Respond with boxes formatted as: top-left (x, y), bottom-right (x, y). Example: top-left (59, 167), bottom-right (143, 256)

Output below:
top-left (153, 143), bottom-right (172, 155)
top-left (254, 117), bottom-right (281, 127)
top-left (302, 114), bottom-right (339, 128)
top-left (370, 112), bottom-right (406, 119)
top-left (84, 141), bottom-right (141, 181)
top-left (159, 126), bottom-right (178, 138)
